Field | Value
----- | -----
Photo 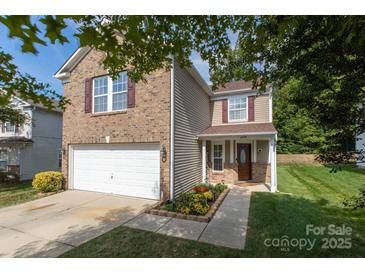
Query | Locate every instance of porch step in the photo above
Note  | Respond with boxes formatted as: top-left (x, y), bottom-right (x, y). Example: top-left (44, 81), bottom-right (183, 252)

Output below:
top-left (234, 180), bottom-right (259, 187)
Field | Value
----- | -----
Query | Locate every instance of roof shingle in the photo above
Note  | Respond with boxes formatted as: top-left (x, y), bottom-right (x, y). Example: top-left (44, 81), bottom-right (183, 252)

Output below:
top-left (213, 80), bottom-right (253, 92)
top-left (198, 123), bottom-right (277, 137)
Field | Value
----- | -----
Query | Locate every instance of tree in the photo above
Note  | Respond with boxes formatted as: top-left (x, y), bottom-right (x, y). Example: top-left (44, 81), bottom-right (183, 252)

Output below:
top-left (273, 78), bottom-right (326, 154)
top-left (0, 16), bottom-right (71, 109)
top-left (0, 15), bottom-right (235, 123)
top-left (0, 47), bottom-right (69, 124)
top-left (0, 106), bottom-right (27, 126)
top-left (214, 16), bottom-right (365, 164)
top-left (0, 15), bottom-right (364, 164)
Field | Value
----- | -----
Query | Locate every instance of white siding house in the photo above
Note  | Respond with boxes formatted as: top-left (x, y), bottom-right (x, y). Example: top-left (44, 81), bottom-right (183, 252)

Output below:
top-left (0, 96), bottom-right (62, 180)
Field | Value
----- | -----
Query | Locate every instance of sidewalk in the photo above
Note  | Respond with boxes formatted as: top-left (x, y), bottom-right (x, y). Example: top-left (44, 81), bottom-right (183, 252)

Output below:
top-left (124, 185), bottom-right (267, 250)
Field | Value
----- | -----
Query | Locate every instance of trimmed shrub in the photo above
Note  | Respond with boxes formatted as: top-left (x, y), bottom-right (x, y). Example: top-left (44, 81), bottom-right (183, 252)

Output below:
top-left (208, 183), bottom-right (227, 200)
top-left (32, 171), bottom-right (64, 193)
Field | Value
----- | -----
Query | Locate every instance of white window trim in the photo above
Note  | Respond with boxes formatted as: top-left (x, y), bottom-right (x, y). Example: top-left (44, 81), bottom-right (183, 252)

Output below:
top-left (92, 76), bottom-right (109, 114)
top-left (228, 95), bottom-right (248, 123)
top-left (4, 122), bottom-right (16, 133)
top-left (211, 141), bottom-right (225, 173)
top-left (92, 73), bottom-right (128, 114)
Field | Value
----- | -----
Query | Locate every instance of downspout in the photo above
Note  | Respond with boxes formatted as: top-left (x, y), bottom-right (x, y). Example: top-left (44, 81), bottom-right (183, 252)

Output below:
top-left (169, 58), bottom-right (175, 201)
top-left (270, 134), bottom-right (278, 192)
top-left (269, 85), bottom-right (273, 123)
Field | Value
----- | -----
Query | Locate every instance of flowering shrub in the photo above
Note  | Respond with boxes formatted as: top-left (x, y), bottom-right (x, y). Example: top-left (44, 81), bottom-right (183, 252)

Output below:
top-left (203, 191), bottom-right (214, 201)
top-left (164, 183), bottom-right (228, 216)
top-left (175, 192), bottom-right (210, 215)
top-left (32, 171), bottom-right (64, 193)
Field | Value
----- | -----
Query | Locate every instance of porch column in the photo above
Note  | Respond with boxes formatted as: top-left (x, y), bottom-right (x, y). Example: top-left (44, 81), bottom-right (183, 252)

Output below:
top-left (270, 135), bottom-right (277, 192)
top-left (230, 140), bottom-right (234, 163)
top-left (202, 139), bottom-right (207, 183)
top-left (253, 140), bottom-right (257, 163)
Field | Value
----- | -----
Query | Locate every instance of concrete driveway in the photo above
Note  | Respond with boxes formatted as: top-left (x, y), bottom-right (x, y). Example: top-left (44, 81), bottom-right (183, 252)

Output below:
top-left (0, 190), bottom-right (156, 257)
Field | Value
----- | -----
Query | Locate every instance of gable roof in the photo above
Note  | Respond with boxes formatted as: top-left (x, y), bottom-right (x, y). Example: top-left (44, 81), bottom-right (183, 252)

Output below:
top-left (54, 47), bottom-right (91, 83)
top-left (213, 80), bottom-right (253, 92)
top-left (53, 47), bottom-right (212, 95)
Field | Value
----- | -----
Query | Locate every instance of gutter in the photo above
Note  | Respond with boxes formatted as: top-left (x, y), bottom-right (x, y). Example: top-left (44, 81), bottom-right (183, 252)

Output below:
top-left (269, 86), bottom-right (273, 123)
top-left (197, 131), bottom-right (277, 138)
top-left (169, 59), bottom-right (175, 201)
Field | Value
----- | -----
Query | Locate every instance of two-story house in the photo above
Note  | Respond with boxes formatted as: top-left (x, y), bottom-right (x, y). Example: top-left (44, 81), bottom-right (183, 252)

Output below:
top-left (0, 96), bottom-right (63, 180)
top-left (55, 47), bottom-right (277, 201)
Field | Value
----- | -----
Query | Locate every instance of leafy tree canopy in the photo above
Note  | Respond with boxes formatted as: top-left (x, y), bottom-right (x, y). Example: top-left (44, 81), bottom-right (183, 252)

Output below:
top-left (215, 16), bottom-right (365, 164)
top-left (0, 15), bottom-right (364, 164)
top-left (273, 78), bottom-right (326, 154)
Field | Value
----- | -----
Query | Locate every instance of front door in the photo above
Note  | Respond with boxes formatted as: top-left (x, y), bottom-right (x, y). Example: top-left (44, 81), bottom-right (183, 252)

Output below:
top-left (237, 143), bottom-right (252, 180)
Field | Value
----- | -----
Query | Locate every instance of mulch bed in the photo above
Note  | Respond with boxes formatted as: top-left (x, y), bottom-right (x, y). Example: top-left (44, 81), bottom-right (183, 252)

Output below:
top-left (145, 188), bottom-right (230, 223)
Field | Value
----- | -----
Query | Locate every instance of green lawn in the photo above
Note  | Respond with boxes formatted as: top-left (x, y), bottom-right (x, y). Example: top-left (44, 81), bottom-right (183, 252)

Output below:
top-left (61, 164), bottom-right (365, 258)
top-left (0, 181), bottom-right (39, 208)
top-left (244, 164), bottom-right (365, 257)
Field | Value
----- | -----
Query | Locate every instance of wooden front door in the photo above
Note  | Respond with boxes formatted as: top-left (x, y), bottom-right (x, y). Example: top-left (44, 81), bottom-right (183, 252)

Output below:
top-left (237, 143), bottom-right (252, 180)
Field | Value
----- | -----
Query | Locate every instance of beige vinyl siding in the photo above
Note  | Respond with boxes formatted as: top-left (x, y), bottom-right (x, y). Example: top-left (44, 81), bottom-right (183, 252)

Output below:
top-left (211, 93), bottom-right (270, 124)
top-left (210, 100), bottom-right (223, 126)
top-left (173, 61), bottom-right (211, 198)
top-left (254, 95), bottom-right (270, 122)
top-left (256, 140), bottom-right (269, 163)
top-left (225, 140), bottom-right (230, 164)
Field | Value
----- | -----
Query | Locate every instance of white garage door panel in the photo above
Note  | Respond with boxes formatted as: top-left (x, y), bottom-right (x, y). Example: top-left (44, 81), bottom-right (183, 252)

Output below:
top-left (72, 144), bottom-right (160, 200)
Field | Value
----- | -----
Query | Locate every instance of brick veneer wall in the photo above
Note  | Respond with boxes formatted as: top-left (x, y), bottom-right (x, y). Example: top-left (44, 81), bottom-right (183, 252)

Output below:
top-left (62, 49), bottom-right (171, 200)
top-left (252, 163), bottom-right (271, 185)
top-left (208, 162), bottom-right (271, 186)
top-left (208, 163), bottom-right (238, 184)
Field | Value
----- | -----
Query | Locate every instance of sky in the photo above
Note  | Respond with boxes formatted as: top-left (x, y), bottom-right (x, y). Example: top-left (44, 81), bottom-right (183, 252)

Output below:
top-left (0, 18), bottom-right (237, 95)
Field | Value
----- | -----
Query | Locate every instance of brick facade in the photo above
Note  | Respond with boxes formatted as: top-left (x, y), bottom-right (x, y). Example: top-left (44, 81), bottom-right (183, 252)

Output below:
top-left (208, 163), bottom-right (238, 184)
top-left (207, 139), bottom-right (272, 186)
top-left (62, 49), bottom-right (171, 200)
top-left (207, 163), bottom-right (271, 185)
top-left (252, 163), bottom-right (271, 185)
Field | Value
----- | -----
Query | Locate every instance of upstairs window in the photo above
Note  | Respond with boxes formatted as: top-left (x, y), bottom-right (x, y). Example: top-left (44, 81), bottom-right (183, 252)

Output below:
top-left (93, 72), bottom-right (128, 113)
top-left (112, 72), bottom-right (128, 111)
top-left (228, 95), bottom-right (247, 122)
top-left (93, 76), bottom-right (108, 113)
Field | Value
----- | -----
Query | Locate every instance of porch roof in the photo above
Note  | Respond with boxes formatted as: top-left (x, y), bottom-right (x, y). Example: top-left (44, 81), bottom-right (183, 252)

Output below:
top-left (197, 123), bottom-right (277, 138)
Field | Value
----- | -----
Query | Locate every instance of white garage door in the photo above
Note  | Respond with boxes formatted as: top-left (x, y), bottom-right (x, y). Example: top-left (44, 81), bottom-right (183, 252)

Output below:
top-left (71, 143), bottom-right (160, 200)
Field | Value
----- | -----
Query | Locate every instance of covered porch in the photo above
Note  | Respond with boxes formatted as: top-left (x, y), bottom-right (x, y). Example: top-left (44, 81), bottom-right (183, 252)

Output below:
top-left (198, 123), bottom-right (277, 192)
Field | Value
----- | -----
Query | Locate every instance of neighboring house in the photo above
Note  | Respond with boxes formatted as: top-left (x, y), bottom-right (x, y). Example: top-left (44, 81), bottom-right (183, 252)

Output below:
top-left (54, 47), bottom-right (277, 201)
top-left (356, 132), bottom-right (365, 168)
top-left (0, 96), bottom-right (62, 180)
